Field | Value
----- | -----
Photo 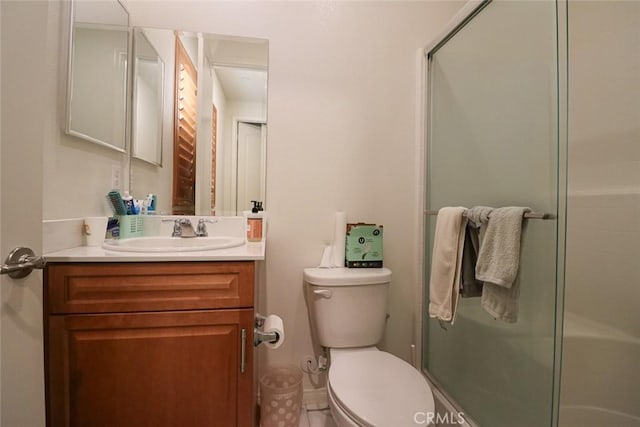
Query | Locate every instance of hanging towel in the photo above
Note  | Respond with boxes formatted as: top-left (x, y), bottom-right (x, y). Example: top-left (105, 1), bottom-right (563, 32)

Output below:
top-left (428, 207), bottom-right (468, 323)
top-left (466, 206), bottom-right (494, 229)
top-left (460, 206), bottom-right (493, 298)
top-left (482, 279), bottom-right (522, 323)
top-left (475, 206), bottom-right (531, 323)
top-left (460, 206), bottom-right (494, 298)
top-left (475, 207), bottom-right (531, 287)
top-left (460, 227), bottom-right (482, 297)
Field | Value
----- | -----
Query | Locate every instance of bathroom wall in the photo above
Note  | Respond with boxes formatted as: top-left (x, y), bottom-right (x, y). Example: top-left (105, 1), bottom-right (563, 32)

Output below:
top-left (560, 2), bottom-right (640, 424)
top-left (42, 1), bottom-right (128, 220)
top-left (565, 0), bottom-right (639, 342)
top-left (212, 69), bottom-right (229, 215)
top-left (122, 0), bottom-right (463, 392)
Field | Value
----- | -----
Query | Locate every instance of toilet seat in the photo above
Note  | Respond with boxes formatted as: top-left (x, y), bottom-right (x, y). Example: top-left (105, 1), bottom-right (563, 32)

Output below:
top-left (328, 348), bottom-right (435, 426)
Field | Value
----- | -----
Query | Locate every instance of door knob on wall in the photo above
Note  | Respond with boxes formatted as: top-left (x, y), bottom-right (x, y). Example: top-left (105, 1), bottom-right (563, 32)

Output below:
top-left (0, 247), bottom-right (46, 279)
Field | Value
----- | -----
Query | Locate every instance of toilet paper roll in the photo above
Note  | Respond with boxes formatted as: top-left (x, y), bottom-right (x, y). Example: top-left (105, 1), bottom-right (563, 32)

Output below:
top-left (331, 211), bottom-right (347, 267)
top-left (318, 245), bottom-right (333, 268)
top-left (263, 314), bottom-right (284, 349)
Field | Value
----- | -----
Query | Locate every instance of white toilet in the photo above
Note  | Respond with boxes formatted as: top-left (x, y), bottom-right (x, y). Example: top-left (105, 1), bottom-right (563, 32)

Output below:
top-left (304, 267), bottom-right (435, 427)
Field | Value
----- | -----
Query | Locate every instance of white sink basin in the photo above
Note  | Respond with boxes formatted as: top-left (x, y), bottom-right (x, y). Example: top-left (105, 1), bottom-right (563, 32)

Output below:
top-left (102, 236), bottom-right (245, 253)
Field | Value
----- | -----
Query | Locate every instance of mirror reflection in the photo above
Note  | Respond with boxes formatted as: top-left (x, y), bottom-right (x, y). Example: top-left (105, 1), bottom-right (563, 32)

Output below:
top-left (66, 0), bottom-right (129, 152)
top-left (130, 29), bottom-right (268, 216)
top-left (132, 28), bottom-right (164, 166)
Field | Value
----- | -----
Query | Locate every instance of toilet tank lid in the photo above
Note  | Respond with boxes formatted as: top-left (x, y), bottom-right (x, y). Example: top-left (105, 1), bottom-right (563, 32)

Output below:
top-left (303, 267), bottom-right (392, 286)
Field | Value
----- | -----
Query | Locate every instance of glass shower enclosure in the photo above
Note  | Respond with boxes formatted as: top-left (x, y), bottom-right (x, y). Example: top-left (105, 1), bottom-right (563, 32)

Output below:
top-left (422, 1), bottom-right (566, 426)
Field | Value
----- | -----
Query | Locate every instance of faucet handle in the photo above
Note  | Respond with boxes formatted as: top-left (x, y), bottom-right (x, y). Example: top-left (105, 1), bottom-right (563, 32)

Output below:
top-left (198, 218), bottom-right (217, 224)
top-left (196, 218), bottom-right (217, 237)
top-left (162, 218), bottom-right (182, 237)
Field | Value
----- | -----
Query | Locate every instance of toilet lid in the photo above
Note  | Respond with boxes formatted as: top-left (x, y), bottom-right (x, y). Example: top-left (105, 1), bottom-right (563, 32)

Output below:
top-left (329, 350), bottom-right (434, 426)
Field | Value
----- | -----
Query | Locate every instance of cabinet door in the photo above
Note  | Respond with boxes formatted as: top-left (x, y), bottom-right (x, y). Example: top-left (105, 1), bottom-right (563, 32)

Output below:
top-left (46, 309), bottom-right (253, 427)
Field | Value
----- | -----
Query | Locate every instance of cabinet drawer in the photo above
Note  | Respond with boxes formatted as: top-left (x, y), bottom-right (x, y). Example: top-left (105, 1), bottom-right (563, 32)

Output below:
top-left (45, 261), bottom-right (254, 314)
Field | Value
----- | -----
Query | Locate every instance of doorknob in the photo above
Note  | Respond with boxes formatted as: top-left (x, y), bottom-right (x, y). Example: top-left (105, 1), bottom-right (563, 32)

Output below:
top-left (0, 247), bottom-right (46, 279)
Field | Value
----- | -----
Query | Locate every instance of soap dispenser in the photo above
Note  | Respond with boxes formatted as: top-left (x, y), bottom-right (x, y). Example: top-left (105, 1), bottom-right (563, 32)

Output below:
top-left (246, 200), bottom-right (264, 242)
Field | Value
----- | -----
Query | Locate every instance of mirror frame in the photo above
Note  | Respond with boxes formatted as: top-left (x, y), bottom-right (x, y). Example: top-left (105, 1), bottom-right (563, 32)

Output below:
top-left (131, 28), bottom-right (164, 166)
top-left (65, 0), bottom-right (130, 153)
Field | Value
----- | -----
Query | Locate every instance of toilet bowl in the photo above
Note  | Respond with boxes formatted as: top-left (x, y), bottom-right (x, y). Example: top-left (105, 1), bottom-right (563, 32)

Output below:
top-left (303, 267), bottom-right (435, 427)
top-left (327, 347), bottom-right (434, 427)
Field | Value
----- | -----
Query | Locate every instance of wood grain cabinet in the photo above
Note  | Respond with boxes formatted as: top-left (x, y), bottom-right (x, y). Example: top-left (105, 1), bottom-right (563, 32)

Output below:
top-left (44, 261), bottom-right (255, 427)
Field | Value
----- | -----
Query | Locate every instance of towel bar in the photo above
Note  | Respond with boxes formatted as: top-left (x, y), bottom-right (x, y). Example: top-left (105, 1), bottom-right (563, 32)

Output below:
top-left (424, 210), bottom-right (553, 220)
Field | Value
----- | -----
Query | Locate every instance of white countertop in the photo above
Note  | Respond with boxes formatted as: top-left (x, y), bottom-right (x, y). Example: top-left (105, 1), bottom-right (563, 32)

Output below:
top-left (43, 215), bottom-right (265, 262)
top-left (44, 241), bottom-right (265, 262)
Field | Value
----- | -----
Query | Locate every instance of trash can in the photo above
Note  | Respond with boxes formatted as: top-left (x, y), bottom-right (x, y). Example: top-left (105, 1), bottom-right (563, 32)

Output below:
top-left (260, 364), bottom-right (303, 427)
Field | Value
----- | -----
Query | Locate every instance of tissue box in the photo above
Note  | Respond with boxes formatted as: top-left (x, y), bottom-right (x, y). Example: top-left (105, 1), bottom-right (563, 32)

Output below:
top-left (345, 223), bottom-right (383, 268)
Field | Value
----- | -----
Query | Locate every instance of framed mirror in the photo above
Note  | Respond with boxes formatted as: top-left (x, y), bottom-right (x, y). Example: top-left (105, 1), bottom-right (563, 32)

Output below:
top-left (132, 28), bottom-right (164, 166)
top-left (65, 0), bottom-right (129, 152)
top-left (130, 29), bottom-right (268, 216)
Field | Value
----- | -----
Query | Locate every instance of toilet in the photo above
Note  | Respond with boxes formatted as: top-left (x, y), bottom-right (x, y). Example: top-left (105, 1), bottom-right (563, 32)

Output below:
top-left (304, 267), bottom-right (435, 427)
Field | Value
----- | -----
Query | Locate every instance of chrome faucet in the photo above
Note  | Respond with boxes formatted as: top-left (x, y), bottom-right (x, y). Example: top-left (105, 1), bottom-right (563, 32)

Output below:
top-left (163, 218), bottom-right (218, 237)
top-left (163, 218), bottom-right (197, 238)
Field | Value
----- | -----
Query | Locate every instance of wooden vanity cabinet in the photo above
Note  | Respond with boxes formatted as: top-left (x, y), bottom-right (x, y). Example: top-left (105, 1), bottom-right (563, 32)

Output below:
top-left (44, 261), bottom-right (255, 427)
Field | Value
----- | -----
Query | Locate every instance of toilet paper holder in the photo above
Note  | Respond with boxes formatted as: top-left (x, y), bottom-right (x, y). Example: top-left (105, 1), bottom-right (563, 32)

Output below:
top-left (254, 313), bottom-right (280, 347)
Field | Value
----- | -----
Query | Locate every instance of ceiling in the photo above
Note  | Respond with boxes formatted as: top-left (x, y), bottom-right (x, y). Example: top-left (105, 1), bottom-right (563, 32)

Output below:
top-left (214, 67), bottom-right (267, 104)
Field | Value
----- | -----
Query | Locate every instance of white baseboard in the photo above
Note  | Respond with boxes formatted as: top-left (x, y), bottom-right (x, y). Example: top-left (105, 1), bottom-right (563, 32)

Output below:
top-left (302, 387), bottom-right (329, 410)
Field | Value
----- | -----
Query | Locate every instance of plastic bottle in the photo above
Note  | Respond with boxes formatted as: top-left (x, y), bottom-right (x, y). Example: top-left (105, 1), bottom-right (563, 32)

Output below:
top-left (246, 201), bottom-right (264, 242)
top-left (122, 191), bottom-right (135, 215)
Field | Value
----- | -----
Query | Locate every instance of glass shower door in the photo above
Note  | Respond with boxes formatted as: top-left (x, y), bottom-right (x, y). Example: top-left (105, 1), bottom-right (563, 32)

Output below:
top-left (423, 1), bottom-right (563, 426)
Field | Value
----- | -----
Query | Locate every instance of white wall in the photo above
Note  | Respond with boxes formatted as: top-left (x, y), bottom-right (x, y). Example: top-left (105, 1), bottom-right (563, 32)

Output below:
top-left (124, 0), bottom-right (462, 392)
top-left (564, 1), bottom-right (640, 338)
top-left (196, 37), bottom-right (214, 216)
top-left (212, 68), bottom-right (229, 215)
top-left (561, 2), bottom-right (640, 423)
top-left (43, 0), bottom-right (127, 220)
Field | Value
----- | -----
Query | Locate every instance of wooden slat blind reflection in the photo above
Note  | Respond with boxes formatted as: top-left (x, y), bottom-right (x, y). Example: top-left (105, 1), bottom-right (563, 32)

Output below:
top-left (172, 36), bottom-right (197, 215)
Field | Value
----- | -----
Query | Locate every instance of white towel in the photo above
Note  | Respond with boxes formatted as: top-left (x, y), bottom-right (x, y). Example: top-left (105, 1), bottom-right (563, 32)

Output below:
top-left (476, 206), bottom-right (531, 323)
top-left (428, 207), bottom-right (468, 323)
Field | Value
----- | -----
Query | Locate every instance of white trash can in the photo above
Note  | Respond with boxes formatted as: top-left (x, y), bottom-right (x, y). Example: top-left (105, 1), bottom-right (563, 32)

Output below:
top-left (260, 364), bottom-right (303, 427)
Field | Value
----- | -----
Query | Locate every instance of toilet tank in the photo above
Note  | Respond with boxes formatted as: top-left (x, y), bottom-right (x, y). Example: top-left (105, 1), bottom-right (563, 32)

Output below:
top-left (304, 267), bottom-right (392, 348)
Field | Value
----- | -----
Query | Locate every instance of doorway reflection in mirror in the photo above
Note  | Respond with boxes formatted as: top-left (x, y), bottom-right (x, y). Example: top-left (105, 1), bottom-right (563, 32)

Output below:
top-left (130, 29), bottom-right (268, 217)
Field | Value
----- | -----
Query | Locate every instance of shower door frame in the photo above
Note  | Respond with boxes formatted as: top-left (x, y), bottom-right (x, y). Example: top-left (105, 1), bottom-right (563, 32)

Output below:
top-left (415, 1), bottom-right (568, 426)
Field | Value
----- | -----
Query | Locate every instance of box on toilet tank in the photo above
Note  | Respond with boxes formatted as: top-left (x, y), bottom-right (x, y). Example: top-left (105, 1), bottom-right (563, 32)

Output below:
top-left (345, 223), bottom-right (383, 268)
